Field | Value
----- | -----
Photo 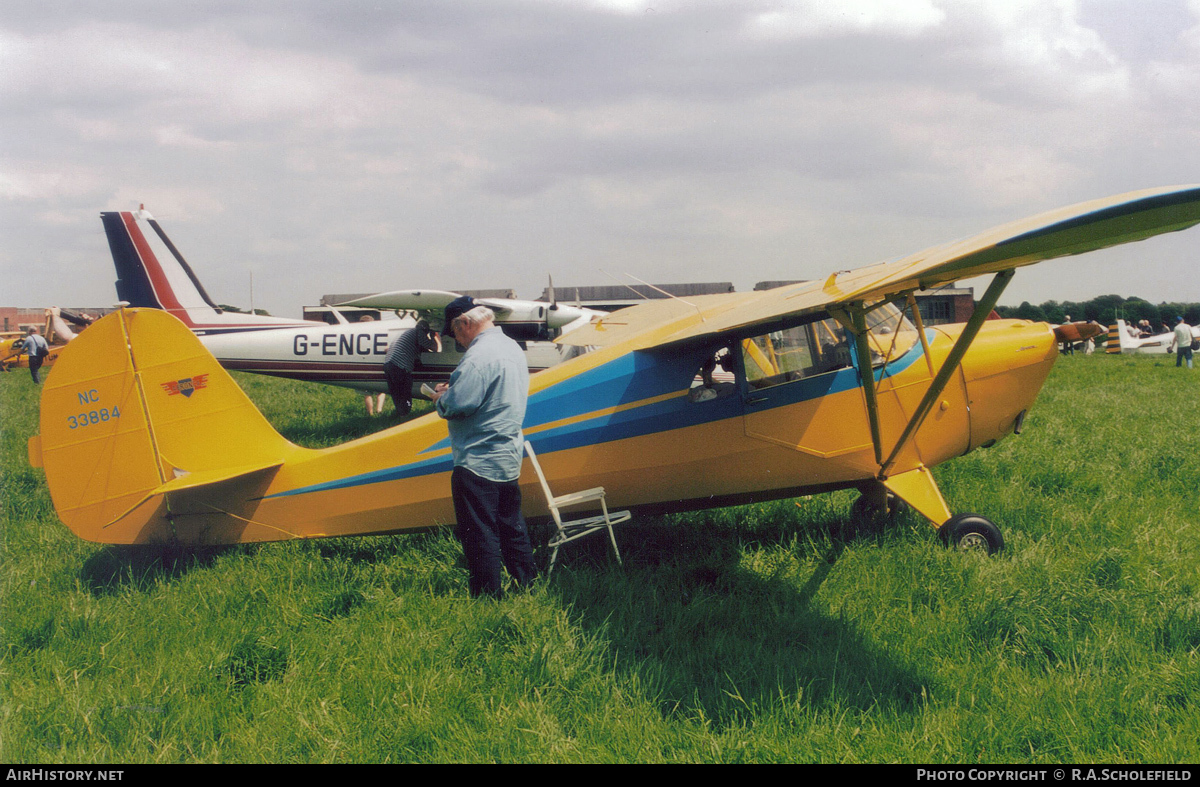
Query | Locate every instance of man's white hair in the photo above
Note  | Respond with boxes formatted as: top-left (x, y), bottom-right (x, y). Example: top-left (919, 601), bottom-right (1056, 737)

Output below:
top-left (453, 305), bottom-right (495, 330)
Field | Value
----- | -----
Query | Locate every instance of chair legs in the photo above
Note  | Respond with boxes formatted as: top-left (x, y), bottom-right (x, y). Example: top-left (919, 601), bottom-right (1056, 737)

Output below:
top-left (544, 511), bottom-right (627, 577)
top-left (601, 500), bottom-right (623, 566)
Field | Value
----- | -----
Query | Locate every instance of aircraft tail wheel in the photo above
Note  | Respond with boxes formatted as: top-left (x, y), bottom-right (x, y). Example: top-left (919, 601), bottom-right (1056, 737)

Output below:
top-left (938, 513), bottom-right (1004, 555)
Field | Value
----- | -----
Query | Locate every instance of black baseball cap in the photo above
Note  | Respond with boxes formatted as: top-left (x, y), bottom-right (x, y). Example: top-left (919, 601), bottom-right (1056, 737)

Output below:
top-left (442, 295), bottom-right (476, 334)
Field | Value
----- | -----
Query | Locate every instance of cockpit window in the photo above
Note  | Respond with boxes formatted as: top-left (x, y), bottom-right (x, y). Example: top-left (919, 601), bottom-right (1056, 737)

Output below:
top-left (743, 317), bottom-right (851, 390)
top-left (741, 304), bottom-right (920, 391)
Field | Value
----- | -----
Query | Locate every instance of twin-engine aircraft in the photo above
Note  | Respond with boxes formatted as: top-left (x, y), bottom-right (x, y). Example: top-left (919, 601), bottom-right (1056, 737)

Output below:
top-left (33, 186), bottom-right (1200, 553)
top-left (334, 285), bottom-right (597, 341)
top-left (100, 207), bottom-right (599, 393)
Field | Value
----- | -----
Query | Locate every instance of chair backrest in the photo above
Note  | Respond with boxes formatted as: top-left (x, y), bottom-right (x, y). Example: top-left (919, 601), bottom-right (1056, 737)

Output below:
top-left (522, 441), bottom-right (557, 512)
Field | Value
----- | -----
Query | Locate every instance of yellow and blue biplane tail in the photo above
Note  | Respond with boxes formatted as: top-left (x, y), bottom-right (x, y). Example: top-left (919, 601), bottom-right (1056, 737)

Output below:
top-left (28, 308), bottom-right (300, 544)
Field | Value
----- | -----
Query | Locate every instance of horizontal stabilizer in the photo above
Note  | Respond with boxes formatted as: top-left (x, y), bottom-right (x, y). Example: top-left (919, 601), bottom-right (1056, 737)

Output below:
top-left (154, 460), bottom-right (284, 496)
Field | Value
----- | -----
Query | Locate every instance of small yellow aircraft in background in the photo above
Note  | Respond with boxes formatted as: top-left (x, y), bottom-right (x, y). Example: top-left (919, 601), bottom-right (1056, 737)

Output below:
top-left (27, 185), bottom-right (1200, 554)
top-left (2, 308), bottom-right (92, 373)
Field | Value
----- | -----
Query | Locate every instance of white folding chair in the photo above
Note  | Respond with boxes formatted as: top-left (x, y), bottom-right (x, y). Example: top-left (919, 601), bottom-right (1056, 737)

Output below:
top-left (523, 441), bottom-right (630, 576)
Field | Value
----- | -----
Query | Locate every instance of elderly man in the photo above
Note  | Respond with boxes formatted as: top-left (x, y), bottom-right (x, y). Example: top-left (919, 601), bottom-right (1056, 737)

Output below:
top-left (20, 326), bottom-right (50, 384)
top-left (431, 296), bottom-right (537, 598)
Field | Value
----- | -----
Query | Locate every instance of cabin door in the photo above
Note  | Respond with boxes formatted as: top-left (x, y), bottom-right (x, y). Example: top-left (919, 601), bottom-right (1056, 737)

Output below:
top-left (739, 319), bottom-right (875, 460)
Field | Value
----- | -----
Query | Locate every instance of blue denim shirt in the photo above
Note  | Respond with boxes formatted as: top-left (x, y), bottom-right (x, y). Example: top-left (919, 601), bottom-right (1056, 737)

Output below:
top-left (21, 334), bottom-right (49, 357)
top-left (435, 327), bottom-right (529, 482)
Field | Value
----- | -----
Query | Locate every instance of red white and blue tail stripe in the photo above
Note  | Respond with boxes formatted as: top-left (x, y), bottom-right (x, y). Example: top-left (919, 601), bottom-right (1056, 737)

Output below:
top-left (100, 207), bottom-right (314, 335)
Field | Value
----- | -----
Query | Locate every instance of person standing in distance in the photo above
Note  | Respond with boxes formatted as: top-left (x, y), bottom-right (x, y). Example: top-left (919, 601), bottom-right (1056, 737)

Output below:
top-left (1169, 315), bottom-right (1194, 370)
top-left (430, 297), bottom-right (538, 598)
top-left (21, 326), bottom-right (50, 384)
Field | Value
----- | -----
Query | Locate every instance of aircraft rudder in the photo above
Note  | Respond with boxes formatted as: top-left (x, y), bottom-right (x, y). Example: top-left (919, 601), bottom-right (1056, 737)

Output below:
top-left (33, 308), bottom-right (295, 543)
top-left (101, 211), bottom-right (161, 309)
top-left (100, 209), bottom-right (231, 328)
top-left (127, 308), bottom-right (294, 459)
top-left (35, 309), bottom-right (167, 541)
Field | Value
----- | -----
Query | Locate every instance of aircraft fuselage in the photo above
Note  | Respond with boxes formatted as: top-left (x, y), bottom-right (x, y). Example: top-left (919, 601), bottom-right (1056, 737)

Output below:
top-left (35, 308), bottom-right (1056, 545)
top-left (199, 318), bottom-right (571, 393)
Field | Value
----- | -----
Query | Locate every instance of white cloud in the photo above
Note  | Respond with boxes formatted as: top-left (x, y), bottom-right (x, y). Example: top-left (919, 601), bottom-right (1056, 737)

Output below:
top-left (104, 187), bottom-right (226, 222)
top-left (1, 1), bottom-right (1198, 314)
top-left (0, 23), bottom-right (381, 128)
top-left (0, 162), bottom-right (103, 201)
top-left (744, 0), bottom-right (945, 39)
top-left (947, 0), bottom-right (1130, 99)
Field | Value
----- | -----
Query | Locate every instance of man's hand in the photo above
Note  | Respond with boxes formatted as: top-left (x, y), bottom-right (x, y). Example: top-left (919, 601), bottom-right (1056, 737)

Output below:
top-left (430, 382), bottom-right (449, 403)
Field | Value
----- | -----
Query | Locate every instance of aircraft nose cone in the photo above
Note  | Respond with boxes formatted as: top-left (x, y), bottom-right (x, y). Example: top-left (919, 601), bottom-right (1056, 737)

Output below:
top-left (546, 305), bottom-right (586, 329)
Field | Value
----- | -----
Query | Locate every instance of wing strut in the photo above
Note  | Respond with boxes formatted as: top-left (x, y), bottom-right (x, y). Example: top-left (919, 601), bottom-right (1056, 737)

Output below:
top-left (877, 269), bottom-right (1014, 479)
top-left (906, 292), bottom-right (936, 378)
top-left (847, 306), bottom-right (886, 467)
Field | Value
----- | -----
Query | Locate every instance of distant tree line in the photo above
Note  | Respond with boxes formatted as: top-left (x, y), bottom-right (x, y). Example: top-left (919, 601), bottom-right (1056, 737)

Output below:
top-left (995, 295), bottom-right (1200, 329)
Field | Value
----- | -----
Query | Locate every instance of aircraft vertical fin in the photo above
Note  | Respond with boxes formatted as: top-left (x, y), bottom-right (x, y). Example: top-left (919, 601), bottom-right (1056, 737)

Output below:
top-left (101, 211), bottom-right (159, 310)
top-left (30, 308), bottom-right (295, 543)
top-left (146, 218), bottom-right (221, 310)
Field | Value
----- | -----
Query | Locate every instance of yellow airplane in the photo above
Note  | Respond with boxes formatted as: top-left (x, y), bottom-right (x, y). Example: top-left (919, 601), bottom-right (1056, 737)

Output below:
top-left (2, 308), bottom-right (89, 373)
top-left (26, 185), bottom-right (1200, 554)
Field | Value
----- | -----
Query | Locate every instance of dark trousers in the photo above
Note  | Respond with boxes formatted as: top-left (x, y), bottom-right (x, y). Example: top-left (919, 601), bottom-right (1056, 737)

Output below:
top-left (28, 356), bottom-right (44, 384)
top-left (383, 363), bottom-right (412, 416)
top-left (451, 466), bottom-right (538, 598)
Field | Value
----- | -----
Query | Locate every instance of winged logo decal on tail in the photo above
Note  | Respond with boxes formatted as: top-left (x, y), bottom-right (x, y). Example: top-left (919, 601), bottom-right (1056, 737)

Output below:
top-left (160, 374), bottom-right (210, 398)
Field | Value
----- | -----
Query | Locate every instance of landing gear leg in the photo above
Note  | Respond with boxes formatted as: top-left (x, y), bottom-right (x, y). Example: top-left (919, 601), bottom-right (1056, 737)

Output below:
top-left (848, 484), bottom-right (906, 532)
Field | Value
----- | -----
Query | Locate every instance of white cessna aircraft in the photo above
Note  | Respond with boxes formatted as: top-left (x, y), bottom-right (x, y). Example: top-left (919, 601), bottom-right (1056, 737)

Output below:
top-left (100, 207), bottom-right (599, 394)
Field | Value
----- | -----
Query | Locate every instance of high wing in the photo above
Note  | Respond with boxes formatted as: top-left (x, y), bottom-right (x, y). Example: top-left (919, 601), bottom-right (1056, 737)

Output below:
top-left (557, 184), bottom-right (1200, 504)
top-left (336, 289), bottom-right (599, 335)
top-left (560, 184), bottom-right (1200, 350)
top-left (336, 289), bottom-right (514, 319)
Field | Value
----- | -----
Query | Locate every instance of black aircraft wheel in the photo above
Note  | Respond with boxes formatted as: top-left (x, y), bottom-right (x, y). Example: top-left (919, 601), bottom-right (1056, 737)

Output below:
top-left (938, 513), bottom-right (1004, 555)
top-left (849, 492), bottom-right (906, 533)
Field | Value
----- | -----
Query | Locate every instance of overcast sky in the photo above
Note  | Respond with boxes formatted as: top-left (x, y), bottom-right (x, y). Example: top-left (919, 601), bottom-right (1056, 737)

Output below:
top-left (4, 0), bottom-right (1199, 318)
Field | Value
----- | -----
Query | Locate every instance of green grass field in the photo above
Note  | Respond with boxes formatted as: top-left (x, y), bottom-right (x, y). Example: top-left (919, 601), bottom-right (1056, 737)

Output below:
top-left (2, 355), bottom-right (1198, 763)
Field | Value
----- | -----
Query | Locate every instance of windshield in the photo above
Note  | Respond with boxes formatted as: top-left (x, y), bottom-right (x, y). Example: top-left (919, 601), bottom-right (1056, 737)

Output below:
top-left (863, 302), bottom-right (919, 367)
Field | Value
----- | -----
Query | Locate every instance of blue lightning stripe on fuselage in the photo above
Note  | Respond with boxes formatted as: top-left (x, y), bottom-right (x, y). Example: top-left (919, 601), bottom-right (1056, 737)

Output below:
top-left (262, 331), bottom-right (930, 500)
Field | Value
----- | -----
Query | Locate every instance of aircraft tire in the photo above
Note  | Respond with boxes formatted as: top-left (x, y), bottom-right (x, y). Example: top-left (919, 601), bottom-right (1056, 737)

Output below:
top-left (938, 513), bottom-right (1004, 555)
top-left (849, 492), bottom-right (905, 533)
